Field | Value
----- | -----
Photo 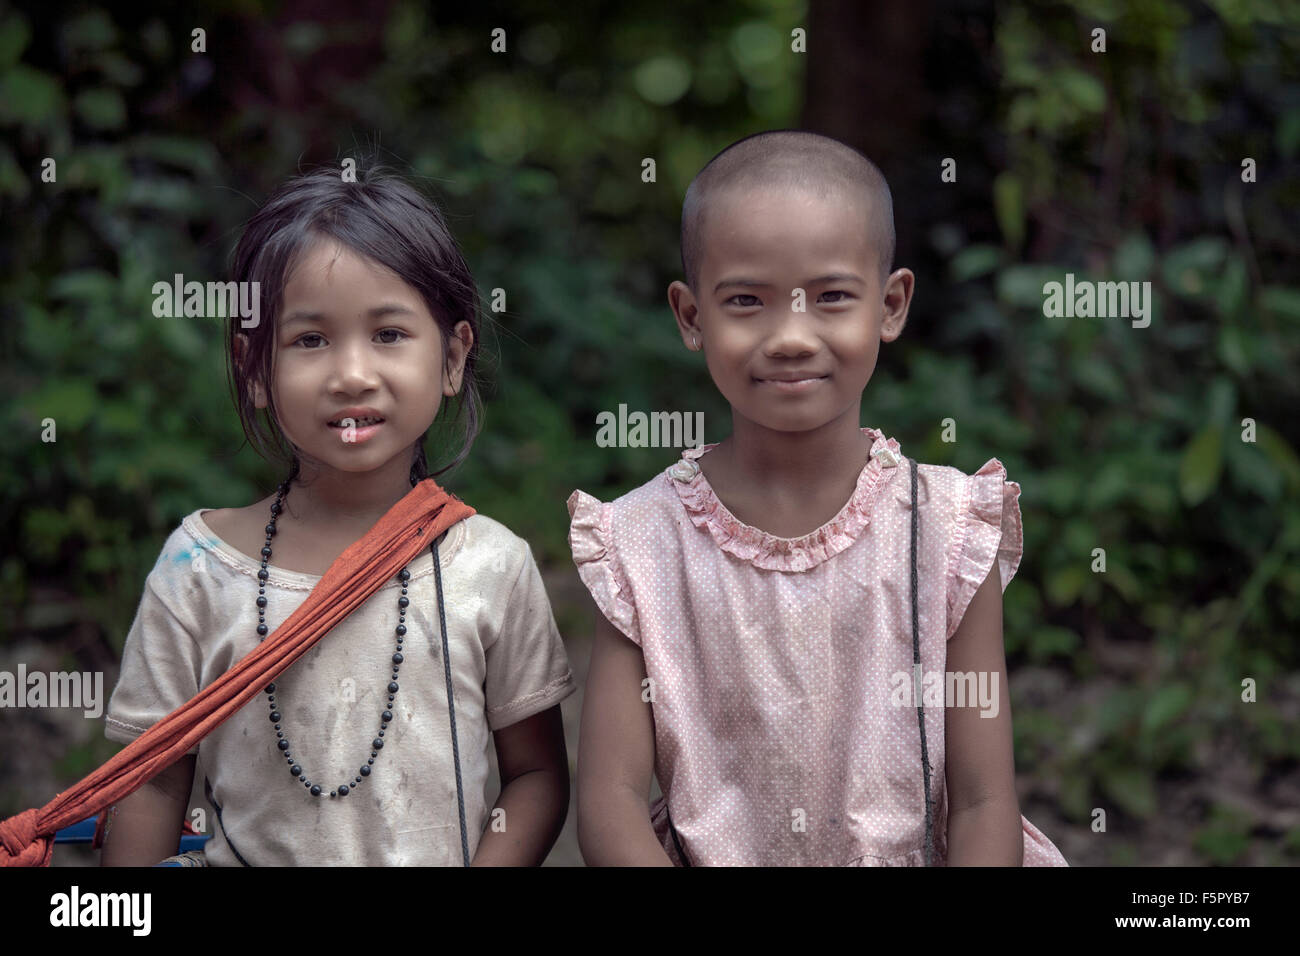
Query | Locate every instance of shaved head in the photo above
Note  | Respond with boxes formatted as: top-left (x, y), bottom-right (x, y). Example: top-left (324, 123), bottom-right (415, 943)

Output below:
top-left (680, 130), bottom-right (895, 293)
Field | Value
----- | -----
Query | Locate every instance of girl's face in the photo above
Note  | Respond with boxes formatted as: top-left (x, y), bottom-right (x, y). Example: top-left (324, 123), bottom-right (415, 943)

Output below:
top-left (241, 239), bottom-right (472, 484)
top-left (669, 186), bottom-right (912, 436)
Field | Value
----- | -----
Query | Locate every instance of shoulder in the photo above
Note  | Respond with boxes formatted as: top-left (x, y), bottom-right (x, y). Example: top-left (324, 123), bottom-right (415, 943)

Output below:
top-left (198, 502), bottom-right (270, 564)
top-left (454, 512), bottom-right (540, 580)
top-left (568, 468), bottom-right (681, 532)
top-left (905, 457), bottom-right (1017, 515)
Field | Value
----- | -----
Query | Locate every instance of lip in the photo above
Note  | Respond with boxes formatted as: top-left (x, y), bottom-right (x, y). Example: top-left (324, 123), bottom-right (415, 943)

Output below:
top-left (327, 420), bottom-right (385, 445)
top-left (754, 374), bottom-right (828, 394)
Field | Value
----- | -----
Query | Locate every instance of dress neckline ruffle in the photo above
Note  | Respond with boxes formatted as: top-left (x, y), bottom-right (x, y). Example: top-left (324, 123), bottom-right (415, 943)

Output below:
top-left (665, 426), bottom-right (903, 572)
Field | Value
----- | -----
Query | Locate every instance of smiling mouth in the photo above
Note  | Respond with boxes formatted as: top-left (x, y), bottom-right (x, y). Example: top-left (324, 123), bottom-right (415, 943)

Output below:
top-left (328, 416), bottom-right (385, 427)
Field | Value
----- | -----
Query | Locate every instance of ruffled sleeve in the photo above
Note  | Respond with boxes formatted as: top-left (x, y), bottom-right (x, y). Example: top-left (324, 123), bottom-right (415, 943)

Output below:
top-left (567, 490), bottom-right (641, 646)
top-left (946, 459), bottom-right (1023, 641)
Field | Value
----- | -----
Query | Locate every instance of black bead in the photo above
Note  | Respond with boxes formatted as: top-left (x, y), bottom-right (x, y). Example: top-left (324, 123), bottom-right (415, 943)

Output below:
top-left (360, 765), bottom-right (371, 776)
top-left (270, 711), bottom-right (281, 722)
top-left (373, 738), bottom-right (384, 749)
top-left (354, 776), bottom-right (362, 785)
top-left (265, 524), bottom-right (276, 534)
top-left (258, 569), bottom-right (269, 581)
top-left (291, 765), bottom-right (301, 776)
top-left (278, 740), bottom-right (289, 751)
top-left (257, 596), bottom-right (267, 608)
top-left (310, 785), bottom-right (322, 796)
top-left (388, 681), bottom-right (399, 693)
top-left (382, 710), bottom-right (393, 722)
top-left (398, 569), bottom-right (410, 582)
top-left (338, 785), bottom-right (349, 797)
top-left (261, 546), bottom-right (272, 556)
top-left (392, 652), bottom-right (404, 665)
top-left (270, 502), bottom-right (281, 515)
top-left (265, 683), bottom-right (276, 693)
top-left (398, 596), bottom-right (409, 608)
top-left (257, 624), bottom-right (268, 635)
top-left (395, 624), bottom-right (406, 636)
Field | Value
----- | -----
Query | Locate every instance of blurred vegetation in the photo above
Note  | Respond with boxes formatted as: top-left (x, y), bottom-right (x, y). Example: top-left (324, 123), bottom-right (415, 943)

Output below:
top-left (1, 0), bottom-right (1298, 864)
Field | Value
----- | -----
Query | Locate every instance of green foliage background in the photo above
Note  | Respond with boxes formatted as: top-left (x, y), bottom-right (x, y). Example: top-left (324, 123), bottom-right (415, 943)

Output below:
top-left (1, 0), bottom-right (1297, 864)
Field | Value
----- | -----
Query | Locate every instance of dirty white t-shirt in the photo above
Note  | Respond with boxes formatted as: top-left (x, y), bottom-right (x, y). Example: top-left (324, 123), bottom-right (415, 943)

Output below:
top-left (105, 509), bottom-right (575, 866)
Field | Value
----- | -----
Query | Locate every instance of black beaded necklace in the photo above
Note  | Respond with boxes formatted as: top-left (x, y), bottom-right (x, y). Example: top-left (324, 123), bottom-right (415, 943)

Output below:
top-left (257, 479), bottom-right (407, 799)
top-left (252, 474), bottom-right (472, 865)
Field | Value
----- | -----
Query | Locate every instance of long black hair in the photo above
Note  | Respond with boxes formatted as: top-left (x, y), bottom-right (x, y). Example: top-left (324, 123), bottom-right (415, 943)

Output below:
top-left (225, 161), bottom-right (492, 487)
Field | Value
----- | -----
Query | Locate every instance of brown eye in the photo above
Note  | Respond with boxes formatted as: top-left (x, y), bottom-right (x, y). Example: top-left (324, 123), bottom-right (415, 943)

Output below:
top-left (727, 294), bottom-right (761, 307)
top-left (376, 329), bottom-right (408, 344)
top-left (297, 333), bottom-right (324, 348)
top-left (820, 291), bottom-right (850, 303)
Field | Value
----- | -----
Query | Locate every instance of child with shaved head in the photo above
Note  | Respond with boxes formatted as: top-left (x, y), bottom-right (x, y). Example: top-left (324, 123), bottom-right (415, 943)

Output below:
top-left (569, 130), bottom-right (1067, 866)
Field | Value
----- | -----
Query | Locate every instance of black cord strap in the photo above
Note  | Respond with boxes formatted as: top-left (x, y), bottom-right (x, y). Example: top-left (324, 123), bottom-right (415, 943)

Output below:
top-left (910, 457), bottom-right (934, 866)
top-left (432, 533), bottom-right (471, 866)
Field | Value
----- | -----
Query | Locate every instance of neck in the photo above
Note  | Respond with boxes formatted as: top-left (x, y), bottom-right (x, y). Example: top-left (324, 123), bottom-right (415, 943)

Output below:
top-left (721, 407), bottom-right (871, 489)
top-left (281, 455), bottom-right (419, 528)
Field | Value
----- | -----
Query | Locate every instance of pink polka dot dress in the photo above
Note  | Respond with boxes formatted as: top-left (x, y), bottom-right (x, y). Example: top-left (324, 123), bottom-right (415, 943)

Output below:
top-left (567, 426), bottom-right (1068, 866)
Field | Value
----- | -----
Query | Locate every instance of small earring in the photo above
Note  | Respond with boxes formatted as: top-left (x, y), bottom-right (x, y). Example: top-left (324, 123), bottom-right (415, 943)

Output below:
top-left (692, 335), bottom-right (700, 350)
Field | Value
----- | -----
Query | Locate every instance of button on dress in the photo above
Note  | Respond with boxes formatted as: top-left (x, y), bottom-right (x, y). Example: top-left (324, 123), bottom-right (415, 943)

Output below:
top-left (568, 426), bottom-right (1067, 866)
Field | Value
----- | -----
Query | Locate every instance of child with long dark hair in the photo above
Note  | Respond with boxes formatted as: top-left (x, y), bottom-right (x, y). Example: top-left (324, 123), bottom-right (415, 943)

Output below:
top-left (101, 164), bottom-right (574, 866)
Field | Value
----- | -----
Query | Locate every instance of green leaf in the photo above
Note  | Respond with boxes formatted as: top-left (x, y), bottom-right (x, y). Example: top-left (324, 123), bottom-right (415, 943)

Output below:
top-left (949, 245), bottom-right (1002, 282)
top-left (0, 64), bottom-right (65, 126)
top-left (634, 55), bottom-right (692, 105)
top-left (1100, 767), bottom-right (1157, 818)
top-left (1141, 683), bottom-right (1193, 733)
top-left (1226, 439), bottom-right (1284, 502)
top-left (1179, 425), bottom-right (1223, 506)
top-left (1162, 237), bottom-right (1228, 296)
top-left (1045, 564), bottom-right (1087, 605)
top-left (21, 379), bottom-right (99, 431)
top-left (1113, 232), bottom-right (1155, 281)
top-left (1260, 286), bottom-right (1300, 323)
top-left (61, 9), bottom-right (117, 51)
top-left (993, 172), bottom-right (1025, 249)
top-left (1058, 68), bottom-right (1105, 113)
top-left (74, 87), bottom-right (127, 130)
top-left (51, 269), bottom-right (118, 302)
top-left (1255, 425), bottom-right (1300, 490)
top-left (1216, 326), bottom-right (1249, 375)
top-left (0, 11), bottom-right (32, 68)
top-left (1277, 107), bottom-right (1300, 160)
top-left (996, 265), bottom-right (1059, 309)
top-left (1027, 625), bottom-right (1080, 661)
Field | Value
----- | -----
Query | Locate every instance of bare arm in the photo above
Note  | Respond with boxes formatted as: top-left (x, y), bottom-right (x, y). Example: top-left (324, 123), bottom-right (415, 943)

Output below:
top-left (99, 753), bottom-right (196, 866)
top-left (470, 704), bottom-right (569, 866)
top-left (945, 561), bottom-right (1024, 866)
top-left (577, 611), bottom-right (672, 866)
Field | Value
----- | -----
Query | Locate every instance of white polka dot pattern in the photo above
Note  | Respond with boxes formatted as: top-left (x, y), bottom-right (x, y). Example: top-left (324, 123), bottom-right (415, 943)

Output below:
top-left (567, 427), bottom-right (1068, 866)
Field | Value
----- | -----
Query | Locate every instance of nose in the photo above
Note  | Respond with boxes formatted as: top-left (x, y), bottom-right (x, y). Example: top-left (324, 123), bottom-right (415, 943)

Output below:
top-left (328, 336), bottom-right (382, 394)
top-left (763, 304), bottom-right (819, 359)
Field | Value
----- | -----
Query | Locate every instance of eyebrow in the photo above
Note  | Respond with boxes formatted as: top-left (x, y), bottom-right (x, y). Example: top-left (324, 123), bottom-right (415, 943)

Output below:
top-left (713, 273), bottom-right (865, 293)
top-left (280, 304), bottom-right (418, 327)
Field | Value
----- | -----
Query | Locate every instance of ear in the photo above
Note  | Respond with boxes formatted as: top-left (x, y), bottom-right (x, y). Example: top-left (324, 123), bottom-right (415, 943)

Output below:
top-left (879, 268), bottom-right (915, 343)
top-left (235, 332), bottom-right (269, 408)
top-left (668, 280), bottom-right (703, 350)
top-left (442, 321), bottom-right (475, 397)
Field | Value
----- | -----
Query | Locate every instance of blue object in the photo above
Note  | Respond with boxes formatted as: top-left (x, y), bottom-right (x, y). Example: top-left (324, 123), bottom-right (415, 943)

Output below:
top-left (53, 813), bottom-right (210, 856)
